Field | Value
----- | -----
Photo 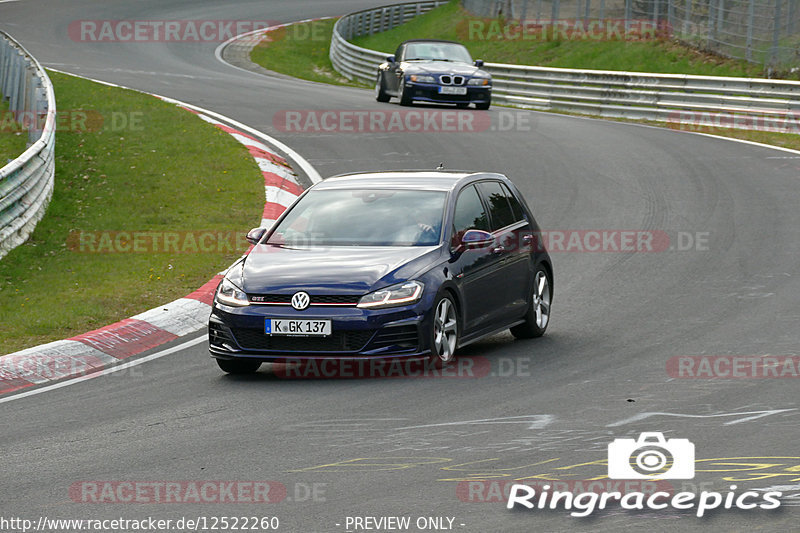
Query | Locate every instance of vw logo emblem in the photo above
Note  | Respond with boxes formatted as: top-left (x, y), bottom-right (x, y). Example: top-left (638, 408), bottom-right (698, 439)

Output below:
top-left (291, 291), bottom-right (311, 311)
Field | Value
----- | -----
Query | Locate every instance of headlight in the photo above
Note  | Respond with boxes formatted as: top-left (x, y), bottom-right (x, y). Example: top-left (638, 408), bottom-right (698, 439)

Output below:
top-left (216, 278), bottom-right (249, 307)
top-left (357, 281), bottom-right (424, 309)
top-left (410, 74), bottom-right (436, 83)
top-left (467, 77), bottom-right (490, 86)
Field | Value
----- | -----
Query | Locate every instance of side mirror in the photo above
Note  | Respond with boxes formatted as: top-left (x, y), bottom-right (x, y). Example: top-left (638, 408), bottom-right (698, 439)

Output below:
top-left (386, 56), bottom-right (396, 63)
top-left (246, 227), bottom-right (267, 245)
top-left (461, 229), bottom-right (494, 249)
top-left (474, 59), bottom-right (484, 68)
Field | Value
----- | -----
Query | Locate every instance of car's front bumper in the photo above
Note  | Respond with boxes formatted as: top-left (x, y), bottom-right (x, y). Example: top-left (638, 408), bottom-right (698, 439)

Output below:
top-left (405, 82), bottom-right (491, 105)
top-left (208, 299), bottom-right (433, 362)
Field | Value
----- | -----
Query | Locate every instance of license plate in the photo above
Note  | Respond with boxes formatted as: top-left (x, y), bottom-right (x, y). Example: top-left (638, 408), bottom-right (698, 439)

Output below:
top-left (266, 318), bottom-right (331, 336)
top-left (439, 86), bottom-right (467, 95)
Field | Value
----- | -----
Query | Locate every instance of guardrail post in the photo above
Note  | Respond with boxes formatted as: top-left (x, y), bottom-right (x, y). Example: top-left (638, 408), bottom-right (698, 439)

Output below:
top-left (707, 0), bottom-right (715, 49)
top-left (770, 0), bottom-right (781, 67)
top-left (746, 0), bottom-right (755, 61)
top-left (683, 0), bottom-right (691, 36)
top-left (624, 0), bottom-right (631, 32)
top-left (552, 0), bottom-right (560, 23)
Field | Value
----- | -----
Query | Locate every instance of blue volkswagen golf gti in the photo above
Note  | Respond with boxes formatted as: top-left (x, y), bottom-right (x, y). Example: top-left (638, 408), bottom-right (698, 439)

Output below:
top-left (208, 170), bottom-right (552, 374)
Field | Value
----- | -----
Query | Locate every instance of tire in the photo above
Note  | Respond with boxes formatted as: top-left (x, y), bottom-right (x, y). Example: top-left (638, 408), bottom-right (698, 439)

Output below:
top-left (475, 98), bottom-right (491, 110)
top-left (375, 73), bottom-right (390, 102)
top-left (217, 358), bottom-right (261, 374)
top-left (398, 77), bottom-right (413, 106)
top-left (510, 266), bottom-right (552, 339)
top-left (430, 293), bottom-right (459, 365)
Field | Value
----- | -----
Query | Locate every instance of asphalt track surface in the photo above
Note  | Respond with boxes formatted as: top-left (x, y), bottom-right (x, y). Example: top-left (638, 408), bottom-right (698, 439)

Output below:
top-left (1, 1), bottom-right (799, 532)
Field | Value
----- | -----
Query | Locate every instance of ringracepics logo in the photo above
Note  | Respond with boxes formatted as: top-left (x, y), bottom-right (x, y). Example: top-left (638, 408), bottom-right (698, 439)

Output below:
top-left (507, 432), bottom-right (783, 517)
top-left (608, 432), bottom-right (694, 479)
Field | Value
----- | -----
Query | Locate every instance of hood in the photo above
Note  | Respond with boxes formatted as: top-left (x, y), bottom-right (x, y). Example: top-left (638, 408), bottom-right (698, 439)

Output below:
top-left (240, 244), bottom-right (442, 295)
top-left (402, 60), bottom-right (486, 77)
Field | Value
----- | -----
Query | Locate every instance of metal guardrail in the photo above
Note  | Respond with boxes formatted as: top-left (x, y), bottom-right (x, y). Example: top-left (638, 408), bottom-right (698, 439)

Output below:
top-left (330, 1), bottom-right (800, 132)
top-left (0, 32), bottom-right (56, 260)
top-left (330, 0), bottom-right (450, 84)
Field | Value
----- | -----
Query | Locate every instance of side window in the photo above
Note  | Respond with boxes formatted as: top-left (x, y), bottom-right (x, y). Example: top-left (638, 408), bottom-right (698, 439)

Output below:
top-left (477, 181), bottom-right (515, 231)
top-left (501, 183), bottom-right (528, 223)
top-left (452, 185), bottom-right (489, 247)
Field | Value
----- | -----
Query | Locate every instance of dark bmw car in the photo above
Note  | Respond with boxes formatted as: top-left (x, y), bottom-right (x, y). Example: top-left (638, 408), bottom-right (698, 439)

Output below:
top-left (375, 39), bottom-right (492, 109)
top-left (209, 171), bottom-right (551, 374)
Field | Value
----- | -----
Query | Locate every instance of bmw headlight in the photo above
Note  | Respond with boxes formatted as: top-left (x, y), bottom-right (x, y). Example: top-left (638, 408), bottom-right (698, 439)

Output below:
top-left (410, 74), bottom-right (436, 83)
top-left (357, 281), bottom-right (424, 309)
top-left (215, 266), bottom-right (249, 307)
top-left (467, 77), bottom-right (490, 86)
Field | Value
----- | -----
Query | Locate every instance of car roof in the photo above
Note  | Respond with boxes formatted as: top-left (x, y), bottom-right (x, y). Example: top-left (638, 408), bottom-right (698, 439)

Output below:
top-left (317, 170), bottom-right (506, 191)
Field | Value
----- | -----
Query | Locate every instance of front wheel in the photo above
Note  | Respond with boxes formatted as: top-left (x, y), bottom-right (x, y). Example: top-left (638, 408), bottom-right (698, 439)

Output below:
top-left (510, 267), bottom-right (551, 339)
top-left (430, 293), bottom-right (460, 364)
top-left (217, 358), bottom-right (261, 374)
top-left (375, 73), bottom-right (390, 102)
top-left (475, 98), bottom-right (491, 110)
top-left (398, 77), bottom-right (413, 106)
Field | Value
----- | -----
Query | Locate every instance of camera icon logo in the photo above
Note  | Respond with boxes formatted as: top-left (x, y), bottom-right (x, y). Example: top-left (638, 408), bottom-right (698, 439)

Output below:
top-left (607, 432), bottom-right (695, 480)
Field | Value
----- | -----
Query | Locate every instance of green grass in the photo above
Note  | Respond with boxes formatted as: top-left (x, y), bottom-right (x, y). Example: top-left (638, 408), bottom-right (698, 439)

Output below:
top-left (251, 19), bottom-right (368, 87)
top-left (0, 94), bottom-right (29, 164)
top-left (352, 0), bottom-right (777, 78)
top-left (0, 71), bottom-right (264, 355)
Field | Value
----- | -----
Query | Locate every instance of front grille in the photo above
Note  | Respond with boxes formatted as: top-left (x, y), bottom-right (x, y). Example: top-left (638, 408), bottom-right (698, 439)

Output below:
top-left (249, 294), bottom-right (360, 306)
top-left (439, 75), bottom-right (465, 85)
top-left (230, 328), bottom-right (373, 352)
top-left (370, 325), bottom-right (419, 350)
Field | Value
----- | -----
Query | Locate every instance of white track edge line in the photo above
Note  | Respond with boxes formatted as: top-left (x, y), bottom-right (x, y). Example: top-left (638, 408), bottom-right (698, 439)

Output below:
top-left (0, 336), bottom-right (207, 405)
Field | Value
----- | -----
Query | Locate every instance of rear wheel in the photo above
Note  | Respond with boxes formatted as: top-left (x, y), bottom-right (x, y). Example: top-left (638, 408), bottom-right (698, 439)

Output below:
top-left (399, 77), bottom-right (413, 106)
top-left (430, 294), bottom-right (459, 364)
top-left (217, 358), bottom-right (261, 374)
top-left (510, 267), bottom-right (551, 339)
top-left (375, 73), bottom-right (390, 102)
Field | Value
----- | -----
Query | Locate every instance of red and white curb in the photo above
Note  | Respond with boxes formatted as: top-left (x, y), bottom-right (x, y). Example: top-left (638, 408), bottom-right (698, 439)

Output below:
top-left (0, 96), bottom-right (307, 397)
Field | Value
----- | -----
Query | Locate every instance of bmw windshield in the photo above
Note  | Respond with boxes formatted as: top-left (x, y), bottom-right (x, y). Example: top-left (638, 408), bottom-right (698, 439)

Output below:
top-left (404, 42), bottom-right (473, 63)
top-left (266, 188), bottom-right (447, 247)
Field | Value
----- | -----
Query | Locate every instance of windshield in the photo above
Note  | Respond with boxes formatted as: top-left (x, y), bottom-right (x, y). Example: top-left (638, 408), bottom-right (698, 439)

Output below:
top-left (404, 42), bottom-right (473, 63)
top-left (266, 188), bottom-right (447, 247)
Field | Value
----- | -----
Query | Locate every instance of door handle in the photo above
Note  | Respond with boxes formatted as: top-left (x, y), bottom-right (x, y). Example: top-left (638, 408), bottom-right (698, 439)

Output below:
top-left (492, 246), bottom-right (506, 254)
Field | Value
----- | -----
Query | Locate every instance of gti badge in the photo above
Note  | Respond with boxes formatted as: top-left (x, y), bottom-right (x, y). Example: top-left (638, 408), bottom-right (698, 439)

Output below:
top-left (291, 291), bottom-right (311, 310)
